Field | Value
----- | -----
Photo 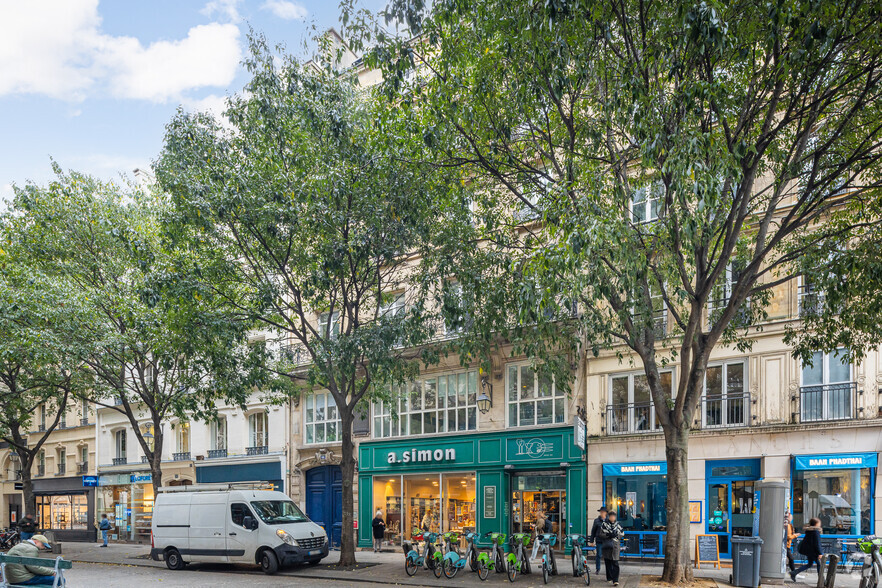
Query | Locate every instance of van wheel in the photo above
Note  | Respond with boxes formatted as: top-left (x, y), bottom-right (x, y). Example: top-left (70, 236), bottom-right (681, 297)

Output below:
top-left (260, 549), bottom-right (280, 575)
top-left (165, 548), bottom-right (185, 571)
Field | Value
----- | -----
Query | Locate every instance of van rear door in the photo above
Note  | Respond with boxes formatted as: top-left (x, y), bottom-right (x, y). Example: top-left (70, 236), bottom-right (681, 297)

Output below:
top-left (188, 495), bottom-right (228, 562)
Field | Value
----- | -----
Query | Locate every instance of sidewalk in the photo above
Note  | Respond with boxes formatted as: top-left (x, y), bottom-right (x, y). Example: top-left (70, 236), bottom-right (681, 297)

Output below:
top-left (59, 542), bottom-right (864, 587)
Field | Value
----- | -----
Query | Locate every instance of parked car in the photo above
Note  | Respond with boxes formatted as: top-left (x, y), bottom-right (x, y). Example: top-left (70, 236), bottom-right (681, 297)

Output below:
top-left (150, 484), bottom-right (329, 574)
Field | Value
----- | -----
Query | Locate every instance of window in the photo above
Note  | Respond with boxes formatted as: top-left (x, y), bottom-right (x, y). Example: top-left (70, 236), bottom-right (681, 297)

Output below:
top-left (607, 371), bottom-right (673, 434)
top-left (38, 450), bottom-right (45, 476)
top-left (80, 399), bottom-right (89, 425)
top-left (115, 430), bottom-right (127, 459)
top-left (319, 311), bottom-right (340, 340)
top-left (442, 281), bottom-right (470, 335)
top-left (605, 473), bottom-right (667, 531)
top-left (507, 364), bottom-right (566, 427)
top-left (305, 392), bottom-right (340, 444)
top-left (709, 262), bottom-right (749, 327)
top-left (373, 371), bottom-right (478, 438)
top-left (58, 448), bottom-right (66, 474)
top-left (380, 292), bottom-right (406, 318)
top-left (798, 275), bottom-right (825, 317)
top-left (176, 422), bottom-right (190, 453)
top-left (248, 412), bottom-right (268, 448)
top-left (702, 360), bottom-right (747, 428)
top-left (630, 182), bottom-right (664, 223)
top-left (793, 468), bottom-right (871, 535)
top-left (210, 417), bottom-right (227, 451)
top-left (632, 285), bottom-right (667, 338)
top-left (36, 495), bottom-right (87, 530)
top-left (250, 500), bottom-right (308, 524)
top-left (230, 503), bottom-right (253, 527)
top-left (39, 405), bottom-right (46, 431)
top-left (800, 349), bottom-right (853, 422)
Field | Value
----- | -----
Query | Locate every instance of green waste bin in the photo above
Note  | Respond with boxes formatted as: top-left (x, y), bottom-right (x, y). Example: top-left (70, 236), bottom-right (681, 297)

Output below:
top-left (730, 536), bottom-right (763, 588)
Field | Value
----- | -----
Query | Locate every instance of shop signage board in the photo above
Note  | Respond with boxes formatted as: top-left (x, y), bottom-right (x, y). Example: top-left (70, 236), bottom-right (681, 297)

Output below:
top-left (13, 482), bottom-right (22, 491)
top-left (82, 476), bottom-right (98, 487)
top-left (573, 415), bottom-right (586, 451)
top-left (131, 473), bottom-right (152, 483)
top-left (689, 501), bottom-right (702, 523)
top-left (484, 486), bottom-right (496, 518)
top-left (506, 436), bottom-right (562, 462)
top-left (386, 447), bottom-right (456, 464)
top-left (695, 534), bottom-right (721, 569)
top-left (792, 452), bottom-right (877, 470)
top-left (602, 461), bottom-right (667, 476)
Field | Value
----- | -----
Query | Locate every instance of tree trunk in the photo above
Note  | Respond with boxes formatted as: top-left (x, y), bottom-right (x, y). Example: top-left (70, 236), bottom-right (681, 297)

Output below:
top-left (150, 432), bottom-right (164, 496)
top-left (338, 412), bottom-right (357, 567)
top-left (661, 423), bottom-right (694, 583)
top-left (20, 465), bottom-right (35, 521)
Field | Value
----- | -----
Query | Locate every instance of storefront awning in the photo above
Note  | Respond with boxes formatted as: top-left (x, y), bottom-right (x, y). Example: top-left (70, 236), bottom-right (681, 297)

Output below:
top-left (603, 461), bottom-right (667, 476)
top-left (792, 452), bottom-right (877, 471)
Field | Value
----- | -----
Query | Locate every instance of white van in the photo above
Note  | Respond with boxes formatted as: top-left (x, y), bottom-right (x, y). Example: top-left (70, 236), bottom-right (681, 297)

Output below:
top-left (150, 484), bottom-right (329, 574)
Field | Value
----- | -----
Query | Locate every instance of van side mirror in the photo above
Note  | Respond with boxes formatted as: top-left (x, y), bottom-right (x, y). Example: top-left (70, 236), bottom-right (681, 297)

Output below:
top-left (243, 516), bottom-right (258, 530)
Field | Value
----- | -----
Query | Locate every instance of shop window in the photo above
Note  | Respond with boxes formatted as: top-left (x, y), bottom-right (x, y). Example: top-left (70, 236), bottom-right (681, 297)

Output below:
top-left (507, 364), bottom-right (566, 427)
top-left (702, 360), bottom-right (747, 428)
top-left (511, 475), bottom-right (566, 544)
top-left (607, 371), bottom-right (672, 434)
top-left (305, 391), bottom-right (340, 445)
top-left (248, 412), bottom-right (268, 449)
top-left (793, 468), bottom-right (871, 535)
top-left (373, 371), bottom-right (478, 438)
top-left (800, 348), bottom-right (853, 422)
top-left (386, 473), bottom-right (475, 543)
top-left (36, 494), bottom-right (88, 530)
top-left (604, 474), bottom-right (667, 531)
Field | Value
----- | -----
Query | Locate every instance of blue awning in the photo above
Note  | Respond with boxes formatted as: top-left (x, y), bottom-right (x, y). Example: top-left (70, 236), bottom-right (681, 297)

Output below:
top-left (793, 452), bottom-right (877, 471)
top-left (603, 461), bottom-right (667, 476)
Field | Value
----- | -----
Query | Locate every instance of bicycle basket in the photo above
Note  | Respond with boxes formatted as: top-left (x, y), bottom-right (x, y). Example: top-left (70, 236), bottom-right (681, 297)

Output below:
top-left (858, 537), bottom-right (882, 554)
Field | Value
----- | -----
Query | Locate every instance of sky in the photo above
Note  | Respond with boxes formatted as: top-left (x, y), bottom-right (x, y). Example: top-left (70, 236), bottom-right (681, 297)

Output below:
top-left (0, 0), bottom-right (388, 203)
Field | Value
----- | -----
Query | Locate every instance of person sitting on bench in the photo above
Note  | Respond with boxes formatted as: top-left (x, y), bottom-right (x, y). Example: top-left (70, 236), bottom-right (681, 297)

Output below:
top-left (5, 534), bottom-right (56, 585)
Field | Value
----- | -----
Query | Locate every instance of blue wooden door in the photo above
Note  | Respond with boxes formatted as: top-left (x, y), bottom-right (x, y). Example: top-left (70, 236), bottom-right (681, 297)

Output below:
top-left (306, 465), bottom-right (343, 548)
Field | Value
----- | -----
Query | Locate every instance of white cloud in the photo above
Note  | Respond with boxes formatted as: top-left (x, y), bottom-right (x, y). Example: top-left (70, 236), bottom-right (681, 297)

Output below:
top-left (182, 93), bottom-right (229, 119)
top-left (0, 0), bottom-right (243, 103)
top-left (261, 0), bottom-right (308, 20)
top-left (201, 0), bottom-right (242, 22)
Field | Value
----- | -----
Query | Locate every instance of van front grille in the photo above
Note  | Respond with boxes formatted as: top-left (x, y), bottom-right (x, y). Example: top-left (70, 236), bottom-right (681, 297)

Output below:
top-left (300, 536), bottom-right (325, 550)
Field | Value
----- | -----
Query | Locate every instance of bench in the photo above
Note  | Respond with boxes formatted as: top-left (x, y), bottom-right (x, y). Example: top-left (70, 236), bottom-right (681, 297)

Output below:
top-left (0, 554), bottom-right (71, 588)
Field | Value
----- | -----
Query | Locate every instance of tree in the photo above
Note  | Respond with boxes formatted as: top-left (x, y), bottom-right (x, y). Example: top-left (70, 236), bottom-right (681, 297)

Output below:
top-left (0, 256), bottom-right (81, 515)
top-left (358, 0), bottom-right (882, 580)
top-left (5, 167), bottom-right (265, 496)
top-left (155, 36), bottom-right (455, 565)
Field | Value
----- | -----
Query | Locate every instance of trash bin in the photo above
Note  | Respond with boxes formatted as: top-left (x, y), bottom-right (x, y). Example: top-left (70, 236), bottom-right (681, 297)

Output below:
top-left (731, 536), bottom-right (764, 588)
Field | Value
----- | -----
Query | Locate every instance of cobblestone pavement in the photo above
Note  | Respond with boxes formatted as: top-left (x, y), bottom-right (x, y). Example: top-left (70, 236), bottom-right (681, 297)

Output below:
top-left (56, 543), bottom-right (864, 587)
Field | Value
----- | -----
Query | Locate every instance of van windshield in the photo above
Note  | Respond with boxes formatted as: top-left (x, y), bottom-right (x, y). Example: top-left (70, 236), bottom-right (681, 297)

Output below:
top-left (250, 500), bottom-right (308, 525)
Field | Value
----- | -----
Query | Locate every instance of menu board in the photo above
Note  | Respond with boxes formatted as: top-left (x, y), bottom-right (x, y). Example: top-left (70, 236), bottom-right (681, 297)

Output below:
top-left (484, 486), bottom-right (496, 519)
top-left (695, 534), bottom-right (721, 569)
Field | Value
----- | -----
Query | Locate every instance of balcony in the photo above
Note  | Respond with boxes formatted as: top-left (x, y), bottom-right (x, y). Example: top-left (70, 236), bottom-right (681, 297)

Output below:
top-left (76, 462), bottom-right (88, 474)
top-left (112, 457), bottom-right (127, 466)
top-left (37, 424), bottom-right (46, 433)
top-left (80, 418), bottom-right (90, 427)
top-left (57, 463), bottom-right (66, 475)
top-left (606, 403), bottom-right (660, 434)
top-left (59, 418), bottom-right (67, 429)
top-left (246, 445), bottom-right (269, 456)
top-left (36, 465), bottom-right (45, 477)
top-left (207, 449), bottom-right (228, 459)
top-left (700, 393), bottom-right (750, 429)
top-left (797, 382), bottom-right (857, 423)
top-left (172, 452), bottom-right (191, 462)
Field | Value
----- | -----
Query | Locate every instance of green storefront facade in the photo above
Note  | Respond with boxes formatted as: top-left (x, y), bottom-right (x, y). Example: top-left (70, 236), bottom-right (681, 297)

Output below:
top-left (357, 425), bottom-right (586, 548)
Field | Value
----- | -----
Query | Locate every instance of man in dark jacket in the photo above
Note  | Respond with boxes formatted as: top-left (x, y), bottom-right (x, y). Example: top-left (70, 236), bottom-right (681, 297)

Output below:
top-left (589, 507), bottom-right (607, 574)
top-left (18, 514), bottom-right (38, 541)
top-left (791, 518), bottom-right (822, 581)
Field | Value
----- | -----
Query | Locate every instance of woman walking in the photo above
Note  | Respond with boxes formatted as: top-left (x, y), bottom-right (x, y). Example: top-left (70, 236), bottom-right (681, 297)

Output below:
top-left (371, 510), bottom-right (386, 553)
top-left (791, 518), bottom-right (822, 581)
top-left (600, 511), bottom-right (624, 586)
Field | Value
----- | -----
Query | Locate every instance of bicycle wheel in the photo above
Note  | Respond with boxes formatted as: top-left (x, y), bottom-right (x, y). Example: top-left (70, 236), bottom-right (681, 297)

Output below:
top-left (523, 551), bottom-right (531, 575)
top-left (543, 561), bottom-right (550, 584)
top-left (443, 558), bottom-right (459, 579)
top-left (405, 557), bottom-right (419, 576)
top-left (508, 558), bottom-right (518, 582)
top-left (583, 565), bottom-right (591, 586)
top-left (478, 559), bottom-right (490, 581)
top-left (573, 552), bottom-right (580, 578)
top-left (433, 555), bottom-right (443, 578)
top-left (469, 550), bottom-right (478, 572)
top-left (496, 547), bottom-right (507, 573)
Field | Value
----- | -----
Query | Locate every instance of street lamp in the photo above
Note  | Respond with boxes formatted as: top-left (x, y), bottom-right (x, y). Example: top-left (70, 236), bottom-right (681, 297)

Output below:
top-left (477, 375), bottom-right (493, 414)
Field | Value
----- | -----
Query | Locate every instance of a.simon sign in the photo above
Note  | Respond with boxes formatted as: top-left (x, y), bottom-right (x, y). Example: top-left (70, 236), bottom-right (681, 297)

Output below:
top-left (387, 448), bottom-right (456, 465)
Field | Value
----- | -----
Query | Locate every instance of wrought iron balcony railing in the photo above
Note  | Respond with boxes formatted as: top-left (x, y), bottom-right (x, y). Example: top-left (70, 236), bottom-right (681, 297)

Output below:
top-left (112, 457), bottom-right (127, 466)
top-left (76, 462), bottom-right (88, 474)
top-left (797, 382), bottom-right (857, 423)
top-left (57, 464), bottom-right (66, 475)
top-left (700, 393), bottom-right (750, 429)
top-left (172, 452), bottom-right (191, 462)
top-left (246, 445), bottom-right (269, 456)
top-left (606, 402), bottom-right (661, 434)
top-left (207, 449), bottom-right (228, 459)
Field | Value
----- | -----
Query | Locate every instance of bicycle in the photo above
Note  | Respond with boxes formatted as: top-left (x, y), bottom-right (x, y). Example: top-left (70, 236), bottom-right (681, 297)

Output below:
top-left (506, 532), bottom-right (532, 581)
top-left (567, 533), bottom-right (591, 586)
top-left (404, 530), bottom-right (443, 578)
top-left (0, 528), bottom-right (19, 550)
top-left (476, 532), bottom-right (508, 580)
top-left (536, 532), bottom-right (559, 584)
top-left (858, 536), bottom-right (882, 588)
top-left (442, 531), bottom-right (481, 578)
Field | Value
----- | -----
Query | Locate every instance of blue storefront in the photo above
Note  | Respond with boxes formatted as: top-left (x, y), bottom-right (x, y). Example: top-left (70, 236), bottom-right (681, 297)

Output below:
top-left (195, 459), bottom-right (284, 491)
top-left (792, 452), bottom-right (875, 544)
top-left (602, 461), bottom-right (668, 558)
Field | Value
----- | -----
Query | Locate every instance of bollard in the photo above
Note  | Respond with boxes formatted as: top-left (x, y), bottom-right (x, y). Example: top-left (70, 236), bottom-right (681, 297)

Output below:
top-left (824, 554), bottom-right (839, 588)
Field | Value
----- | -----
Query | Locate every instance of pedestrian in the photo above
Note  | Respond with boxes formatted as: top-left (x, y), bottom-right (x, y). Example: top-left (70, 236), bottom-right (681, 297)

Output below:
top-left (784, 512), bottom-right (798, 574)
top-left (791, 517), bottom-right (822, 581)
top-left (600, 510), bottom-right (624, 586)
top-left (5, 534), bottom-right (56, 585)
top-left (18, 514), bottom-right (38, 541)
top-left (371, 509), bottom-right (386, 553)
top-left (531, 510), bottom-right (548, 560)
top-left (98, 513), bottom-right (112, 547)
top-left (421, 509), bottom-right (434, 532)
top-left (590, 506), bottom-right (608, 574)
